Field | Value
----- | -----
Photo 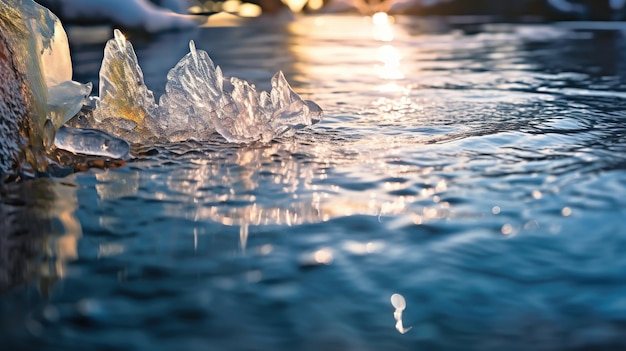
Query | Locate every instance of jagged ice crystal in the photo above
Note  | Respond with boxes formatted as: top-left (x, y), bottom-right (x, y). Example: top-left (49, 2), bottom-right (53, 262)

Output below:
top-left (89, 30), bottom-right (322, 144)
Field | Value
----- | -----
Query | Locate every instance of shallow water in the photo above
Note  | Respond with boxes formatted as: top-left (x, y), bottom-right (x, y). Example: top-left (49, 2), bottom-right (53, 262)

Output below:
top-left (2, 15), bottom-right (626, 351)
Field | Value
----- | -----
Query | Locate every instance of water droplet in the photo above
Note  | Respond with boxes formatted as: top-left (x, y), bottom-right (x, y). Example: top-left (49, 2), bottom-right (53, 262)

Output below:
top-left (314, 249), bottom-right (333, 264)
top-left (391, 293), bottom-right (406, 310)
top-left (501, 224), bottom-right (513, 235)
top-left (299, 248), bottom-right (334, 267)
top-left (561, 207), bottom-right (572, 217)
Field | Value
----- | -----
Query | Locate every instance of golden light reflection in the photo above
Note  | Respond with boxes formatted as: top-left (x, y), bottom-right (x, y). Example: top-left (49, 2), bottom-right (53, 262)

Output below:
top-left (283, 0), bottom-right (309, 12)
top-left (299, 248), bottom-right (334, 266)
top-left (238, 3), bottom-right (263, 17)
top-left (39, 179), bottom-right (81, 281)
top-left (88, 139), bottom-right (449, 251)
top-left (372, 12), bottom-right (395, 42)
top-left (343, 240), bottom-right (383, 255)
top-left (287, 15), bottom-right (413, 95)
top-left (95, 170), bottom-right (139, 200)
top-left (376, 44), bottom-right (404, 79)
top-left (372, 12), bottom-right (390, 26)
top-left (199, 10), bottom-right (245, 27)
top-left (314, 248), bottom-right (334, 264)
top-left (1, 178), bottom-right (82, 291)
top-left (307, 0), bottom-right (324, 11)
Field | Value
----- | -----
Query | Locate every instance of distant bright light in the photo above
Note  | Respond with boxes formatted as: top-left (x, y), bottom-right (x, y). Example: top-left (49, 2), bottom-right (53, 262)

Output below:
top-left (307, 0), bottom-right (324, 11)
top-left (222, 0), bottom-right (240, 13)
top-left (372, 12), bottom-right (394, 41)
top-left (283, 0), bottom-right (308, 12)
top-left (372, 12), bottom-right (389, 26)
top-left (377, 44), bottom-right (404, 79)
top-left (188, 5), bottom-right (204, 13)
top-left (238, 3), bottom-right (262, 17)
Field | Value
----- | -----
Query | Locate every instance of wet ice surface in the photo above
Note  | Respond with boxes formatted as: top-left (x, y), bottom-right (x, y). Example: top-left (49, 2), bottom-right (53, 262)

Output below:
top-left (2, 15), bottom-right (626, 351)
top-left (54, 126), bottom-right (130, 159)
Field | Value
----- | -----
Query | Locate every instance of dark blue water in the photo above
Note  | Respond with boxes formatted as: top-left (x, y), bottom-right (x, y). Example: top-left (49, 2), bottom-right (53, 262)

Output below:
top-left (2, 15), bottom-right (626, 351)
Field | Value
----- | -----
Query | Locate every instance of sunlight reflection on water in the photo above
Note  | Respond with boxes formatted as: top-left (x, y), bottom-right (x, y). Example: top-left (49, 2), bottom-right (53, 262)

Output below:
top-left (1, 13), bottom-right (626, 351)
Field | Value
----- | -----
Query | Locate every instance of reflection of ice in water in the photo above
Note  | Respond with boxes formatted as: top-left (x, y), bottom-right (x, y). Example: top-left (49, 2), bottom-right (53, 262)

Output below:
top-left (391, 293), bottom-right (412, 334)
top-left (81, 30), bottom-right (323, 144)
top-left (88, 140), bottom-right (434, 251)
top-left (0, 178), bottom-right (82, 291)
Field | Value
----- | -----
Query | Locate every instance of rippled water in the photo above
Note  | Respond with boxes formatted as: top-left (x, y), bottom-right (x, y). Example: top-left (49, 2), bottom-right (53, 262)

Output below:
top-left (2, 15), bottom-right (626, 351)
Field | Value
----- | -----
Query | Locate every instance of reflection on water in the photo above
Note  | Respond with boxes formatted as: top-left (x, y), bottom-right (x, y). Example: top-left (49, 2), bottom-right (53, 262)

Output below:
top-left (0, 178), bottom-right (81, 292)
top-left (2, 14), bottom-right (626, 351)
top-left (94, 140), bottom-right (428, 252)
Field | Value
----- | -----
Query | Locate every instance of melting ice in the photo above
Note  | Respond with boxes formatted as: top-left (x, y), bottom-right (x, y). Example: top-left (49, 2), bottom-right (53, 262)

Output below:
top-left (54, 126), bottom-right (130, 159)
top-left (84, 30), bottom-right (323, 144)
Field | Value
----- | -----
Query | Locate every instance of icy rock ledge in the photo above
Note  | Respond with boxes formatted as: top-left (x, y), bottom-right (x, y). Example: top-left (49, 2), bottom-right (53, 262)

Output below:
top-left (86, 30), bottom-right (323, 144)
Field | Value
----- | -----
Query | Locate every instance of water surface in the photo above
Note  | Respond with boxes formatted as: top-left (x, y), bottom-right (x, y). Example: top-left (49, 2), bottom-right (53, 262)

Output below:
top-left (2, 15), bottom-right (626, 351)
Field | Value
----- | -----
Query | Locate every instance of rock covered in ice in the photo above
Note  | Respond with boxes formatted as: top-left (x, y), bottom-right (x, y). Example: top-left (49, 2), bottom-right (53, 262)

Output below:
top-left (88, 29), bottom-right (323, 144)
top-left (0, 0), bottom-right (92, 176)
top-left (11, 0), bottom-right (92, 131)
top-left (0, 21), bottom-right (29, 176)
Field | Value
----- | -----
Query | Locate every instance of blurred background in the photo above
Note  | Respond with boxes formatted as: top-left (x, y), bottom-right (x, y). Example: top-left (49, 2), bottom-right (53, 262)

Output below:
top-left (35, 0), bottom-right (626, 31)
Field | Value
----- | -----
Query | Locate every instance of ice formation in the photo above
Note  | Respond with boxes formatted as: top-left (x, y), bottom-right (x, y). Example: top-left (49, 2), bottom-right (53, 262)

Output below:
top-left (2, 0), bottom-right (321, 178)
top-left (87, 30), bottom-right (323, 144)
top-left (0, 0), bottom-right (93, 175)
top-left (54, 126), bottom-right (130, 159)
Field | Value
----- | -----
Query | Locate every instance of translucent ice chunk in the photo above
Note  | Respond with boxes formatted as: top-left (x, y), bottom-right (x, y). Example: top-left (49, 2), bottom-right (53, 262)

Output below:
top-left (268, 71), bottom-right (323, 137)
top-left (18, 0), bottom-right (93, 131)
top-left (90, 30), bottom-right (323, 144)
top-left (93, 29), bottom-right (159, 141)
top-left (212, 76), bottom-right (275, 143)
top-left (157, 41), bottom-right (223, 142)
top-left (54, 126), bottom-right (130, 159)
top-left (47, 80), bottom-right (93, 129)
top-left (163, 45), bottom-right (323, 143)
